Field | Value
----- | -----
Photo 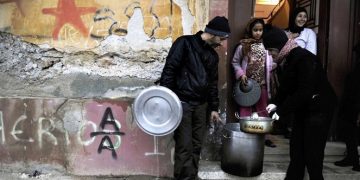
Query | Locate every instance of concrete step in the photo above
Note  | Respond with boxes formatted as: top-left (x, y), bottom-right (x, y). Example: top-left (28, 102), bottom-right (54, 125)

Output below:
top-left (263, 136), bottom-right (348, 156)
top-left (263, 136), bottom-right (348, 162)
top-left (198, 136), bottom-right (360, 180)
top-left (198, 160), bottom-right (360, 180)
top-left (264, 154), bottom-right (343, 162)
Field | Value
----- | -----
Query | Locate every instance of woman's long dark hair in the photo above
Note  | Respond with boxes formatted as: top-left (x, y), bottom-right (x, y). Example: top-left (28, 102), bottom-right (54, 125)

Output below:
top-left (287, 7), bottom-right (307, 33)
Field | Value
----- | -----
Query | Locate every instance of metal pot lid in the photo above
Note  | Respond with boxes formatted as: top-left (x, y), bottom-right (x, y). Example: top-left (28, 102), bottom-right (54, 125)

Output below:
top-left (133, 86), bottom-right (182, 136)
top-left (238, 116), bottom-right (273, 121)
top-left (233, 79), bottom-right (261, 107)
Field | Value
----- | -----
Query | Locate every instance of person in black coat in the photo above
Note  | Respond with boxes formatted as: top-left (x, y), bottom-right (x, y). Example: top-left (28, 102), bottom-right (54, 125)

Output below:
top-left (262, 25), bottom-right (337, 180)
top-left (160, 16), bottom-right (230, 180)
top-left (334, 43), bottom-right (360, 171)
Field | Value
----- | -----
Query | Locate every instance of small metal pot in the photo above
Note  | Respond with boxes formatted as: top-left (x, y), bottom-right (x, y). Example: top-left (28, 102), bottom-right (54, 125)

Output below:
top-left (235, 113), bottom-right (274, 134)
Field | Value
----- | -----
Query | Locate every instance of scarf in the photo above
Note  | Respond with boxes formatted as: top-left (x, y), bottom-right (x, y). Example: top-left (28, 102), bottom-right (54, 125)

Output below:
top-left (276, 39), bottom-right (299, 63)
top-left (240, 38), bottom-right (264, 62)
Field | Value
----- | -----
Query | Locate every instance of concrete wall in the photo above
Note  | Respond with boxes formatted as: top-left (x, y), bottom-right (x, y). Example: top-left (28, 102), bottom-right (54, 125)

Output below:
top-left (0, 0), bottom-right (208, 87)
top-left (201, 0), bottom-right (228, 161)
top-left (0, 0), bottom-right (212, 177)
top-left (0, 98), bottom-right (174, 176)
top-left (0, 0), bottom-right (203, 51)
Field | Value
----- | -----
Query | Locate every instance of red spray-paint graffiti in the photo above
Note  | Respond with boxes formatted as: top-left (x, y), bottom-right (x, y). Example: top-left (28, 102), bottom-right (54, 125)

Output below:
top-left (42, 0), bottom-right (96, 40)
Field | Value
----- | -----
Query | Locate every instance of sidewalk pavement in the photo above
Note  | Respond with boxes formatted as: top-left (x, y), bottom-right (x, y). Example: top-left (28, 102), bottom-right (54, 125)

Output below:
top-left (1, 136), bottom-right (359, 180)
top-left (198, 135), bottom-right (360, 180)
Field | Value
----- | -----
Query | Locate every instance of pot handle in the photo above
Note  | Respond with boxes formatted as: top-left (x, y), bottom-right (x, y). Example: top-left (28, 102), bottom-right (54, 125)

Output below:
top-left (235, 112), bottom-right (241, 120)
top-left (222, 130), bottom-right (232, 139)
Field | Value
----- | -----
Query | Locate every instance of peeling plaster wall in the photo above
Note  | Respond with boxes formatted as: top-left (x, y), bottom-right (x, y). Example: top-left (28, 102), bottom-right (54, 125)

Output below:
top-left (0, 0), bottom-right (208, 99)
top-left (0, 32), bottom-right (161, 98)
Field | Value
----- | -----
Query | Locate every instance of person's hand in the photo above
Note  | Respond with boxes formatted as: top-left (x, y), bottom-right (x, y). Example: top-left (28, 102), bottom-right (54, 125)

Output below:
top-left (287, 32), bottom-right (299, 39)
top-left (210, 111), bottom-right (221, 123)
top-left (240, 75), bottom-right (248, 85)
top-left (266, 104), bottom-right (277, 113)
top-left (271, 112), bottom-right (280, 120)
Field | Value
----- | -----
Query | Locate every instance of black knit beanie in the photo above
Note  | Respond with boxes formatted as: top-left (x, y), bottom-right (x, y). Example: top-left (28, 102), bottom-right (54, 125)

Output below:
top-left (205, 16), bottom-right (231, 37)
top-left (262, 24), bottom-right (288, 51)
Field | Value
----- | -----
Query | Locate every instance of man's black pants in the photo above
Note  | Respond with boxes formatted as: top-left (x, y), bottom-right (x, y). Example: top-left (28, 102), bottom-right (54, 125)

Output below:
top-left (340, 118), bottom-right (359, 164)
top-left (173, 102), bottom-right (207, 180)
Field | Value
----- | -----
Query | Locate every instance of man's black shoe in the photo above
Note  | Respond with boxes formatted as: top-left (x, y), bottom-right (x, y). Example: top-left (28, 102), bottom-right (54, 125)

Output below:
top-left (334, 158), bottom-right (355, 167)
top-left (352, 164), bottom-right (360, 171)
top-left (265, 139), bottom-right (276, 148)
top-left (284, 131), bottom-right (291, 139)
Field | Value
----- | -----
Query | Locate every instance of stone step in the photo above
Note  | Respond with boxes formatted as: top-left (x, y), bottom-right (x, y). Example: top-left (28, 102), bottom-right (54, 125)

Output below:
top-left (264, 154), bottom-right (344, 162)
top-left (263, 136), bottom-right (349, 156)
top-left (263, 139), bottom-right (348, 162)
top-left (198, 136), bottom-right (360, 180)
top-left (198, 160), bottom-right (360, 180)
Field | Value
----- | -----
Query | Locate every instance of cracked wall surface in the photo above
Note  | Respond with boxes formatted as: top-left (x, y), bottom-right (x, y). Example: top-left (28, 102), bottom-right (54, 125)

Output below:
top-left (0, 0), bottom-right (208, 99)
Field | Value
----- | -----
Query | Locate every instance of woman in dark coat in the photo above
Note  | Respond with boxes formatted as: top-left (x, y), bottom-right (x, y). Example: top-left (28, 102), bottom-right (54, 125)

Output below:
top-left (262, 25), bottom-right (337, 180)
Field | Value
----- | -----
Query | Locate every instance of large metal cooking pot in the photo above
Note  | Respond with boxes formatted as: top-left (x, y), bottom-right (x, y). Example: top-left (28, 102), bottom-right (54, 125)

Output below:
top-left (132, 86), bottom-right (182, 136)
top-left (235, 113), bottom-right (274, 134)
top-left (221, 123), bottom-right (265, 177)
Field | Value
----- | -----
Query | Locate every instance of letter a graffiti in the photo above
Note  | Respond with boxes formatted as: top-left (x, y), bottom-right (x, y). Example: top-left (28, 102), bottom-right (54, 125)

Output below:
top-left (100, 107), bottom-right (119, 131)
top-left (90, 107), bottom-right (125, 159)
top-left (98, 135), bottom-right (117, 159)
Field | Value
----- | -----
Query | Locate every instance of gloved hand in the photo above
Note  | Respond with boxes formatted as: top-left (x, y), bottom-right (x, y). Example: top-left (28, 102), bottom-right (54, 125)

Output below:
top-left (239, 75), bottom-right (248, 86)
top-left (271, 112), bottom-right (280, 120)
top-left (210, 111), bottom-right (221, 123)
top-left (266, 104), bottom-right (277, 113)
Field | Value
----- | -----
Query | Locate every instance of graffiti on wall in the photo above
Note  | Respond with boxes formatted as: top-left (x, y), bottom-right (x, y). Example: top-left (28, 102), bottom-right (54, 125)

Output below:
top-left (0, 99), bottom-right (172, 161)
top-left (41, 0), bottom-right (97, 40)
top-left (0, 103), bottom-right (123, 150)
top-left (0, 0), bottom-right (197, 50)
top-left (0, 99), bottom-right (174, 176)
top-left (91, 7), bottom-right (128, 39)
top-left (90, 107), bottom-right (125, 159)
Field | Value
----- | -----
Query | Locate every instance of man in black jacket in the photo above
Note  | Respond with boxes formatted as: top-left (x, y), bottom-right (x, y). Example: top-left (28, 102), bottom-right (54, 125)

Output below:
top-left (160, 16), bottom-right (230, 180)
top-left (262, 25), bottom-right (337, 180)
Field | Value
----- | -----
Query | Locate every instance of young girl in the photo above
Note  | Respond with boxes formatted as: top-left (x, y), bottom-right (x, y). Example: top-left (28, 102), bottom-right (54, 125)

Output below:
top-left (232, 18), bottom-right (276, 147)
